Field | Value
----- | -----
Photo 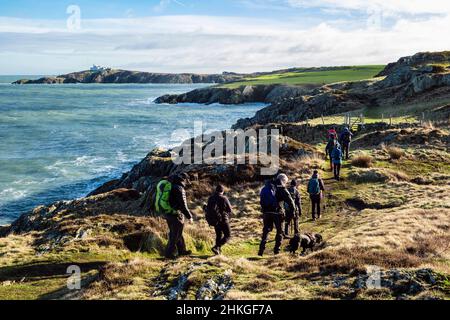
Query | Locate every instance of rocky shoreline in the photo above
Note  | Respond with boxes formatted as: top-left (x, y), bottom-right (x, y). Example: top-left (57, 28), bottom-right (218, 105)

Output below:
top-left (154, 84), bottom-right (318, 105)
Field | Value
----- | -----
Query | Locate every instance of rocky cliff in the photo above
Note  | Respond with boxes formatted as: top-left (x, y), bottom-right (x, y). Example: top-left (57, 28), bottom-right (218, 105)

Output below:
top-left (154, 84), bottom-right (317, 105)
top-left (12, 69), bottom-right (245, 85)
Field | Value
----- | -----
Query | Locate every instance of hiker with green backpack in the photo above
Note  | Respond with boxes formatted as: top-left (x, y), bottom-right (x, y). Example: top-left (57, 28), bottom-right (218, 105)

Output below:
top-left (155, 173), bottom-right (193, 259)
top-left (307, 170), bottom-right (325, 221)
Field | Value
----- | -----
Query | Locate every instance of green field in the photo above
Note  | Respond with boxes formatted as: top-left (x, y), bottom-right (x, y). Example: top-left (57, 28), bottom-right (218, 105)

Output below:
top-left (221, 65), bottom-right (385, 88)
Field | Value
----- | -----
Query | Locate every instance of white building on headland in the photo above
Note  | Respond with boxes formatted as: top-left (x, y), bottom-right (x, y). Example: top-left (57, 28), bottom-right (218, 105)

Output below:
top-left (90, 65), bottom-right (107, 72)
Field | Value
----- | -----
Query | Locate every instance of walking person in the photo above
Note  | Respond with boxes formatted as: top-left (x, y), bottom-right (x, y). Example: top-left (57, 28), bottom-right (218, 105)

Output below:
top-left (284, 179), bottom-right (302, 237)
top-left (258, 174), bottom-right (295, 256)
top-left (327, 126), bottom-right (337, 140)
top-left (325, 137), bottom-right (340, 171)
top-left (307, 170), bottom-right (325, 221)
top-left (331, 143), bottom-right (343, 181)
top-left (205, 185), bottom-right (233, 255)
top-left (155, 173), bottom-right (193, 259)
top-left (339, 127), bottom-right (353, 160)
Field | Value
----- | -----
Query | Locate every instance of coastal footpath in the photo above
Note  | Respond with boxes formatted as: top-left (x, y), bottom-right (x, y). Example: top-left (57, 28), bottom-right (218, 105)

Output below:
top-left (1, 51), bottom-right (449, 300)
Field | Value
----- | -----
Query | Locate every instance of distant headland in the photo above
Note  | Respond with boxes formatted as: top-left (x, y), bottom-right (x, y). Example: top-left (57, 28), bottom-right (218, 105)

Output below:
top-left (12, 65), bottom-right (245, 84)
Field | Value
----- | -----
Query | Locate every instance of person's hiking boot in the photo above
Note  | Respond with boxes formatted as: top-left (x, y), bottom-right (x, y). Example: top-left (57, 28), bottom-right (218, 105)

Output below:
top-left (178, 250), bottom-right (192, 257)
top-left (211, 246), bottom-right (220, 255)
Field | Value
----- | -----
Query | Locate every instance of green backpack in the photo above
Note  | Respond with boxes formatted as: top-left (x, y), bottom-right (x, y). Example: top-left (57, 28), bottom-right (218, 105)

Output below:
top-left (155, 180), bottom-right (176, 215)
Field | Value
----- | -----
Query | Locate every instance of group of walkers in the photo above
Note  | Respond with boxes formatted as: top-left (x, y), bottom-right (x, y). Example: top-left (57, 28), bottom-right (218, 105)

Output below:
top-left (325, 126), bottom-right (353, 180)
top-left (155, 171), bottom-right (327, 259)
top-left (155, 126), bottom-right (353, 259)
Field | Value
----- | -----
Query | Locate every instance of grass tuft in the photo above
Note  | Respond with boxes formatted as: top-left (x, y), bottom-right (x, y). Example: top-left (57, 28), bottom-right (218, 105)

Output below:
top-left (383, 145), bottom-right (405, 160)
top-left (351, 152), bottom-right (373, 168)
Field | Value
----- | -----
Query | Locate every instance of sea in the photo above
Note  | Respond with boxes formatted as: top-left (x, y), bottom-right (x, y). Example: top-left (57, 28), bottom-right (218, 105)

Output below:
top-left (0, 76), bottom-right (264, 225)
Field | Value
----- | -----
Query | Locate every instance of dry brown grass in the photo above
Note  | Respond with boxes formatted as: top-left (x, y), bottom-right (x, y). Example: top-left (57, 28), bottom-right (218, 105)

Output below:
top-left (0, 234), bottom-right (36, 267)
top-left (82, 258), bottom-right (162, 300)
top-left (282, 153), bottom-right (325, 177)
top-left (384, 145), bottom-right (406, 160)
top-left (348, 168), bottom-right (409, 183)
top-left (351, 153), bottom-right (373, 168)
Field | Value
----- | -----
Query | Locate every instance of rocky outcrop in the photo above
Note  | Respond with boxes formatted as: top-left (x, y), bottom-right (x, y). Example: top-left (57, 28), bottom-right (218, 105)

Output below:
top-left (232, 86), bottom-right (371, 129)
top-left (13, 69), bottom-right (245, 85)
top-left (376, 51), bottom-right (450, 77)
top-left (155, 84), bottom-right (315, 105)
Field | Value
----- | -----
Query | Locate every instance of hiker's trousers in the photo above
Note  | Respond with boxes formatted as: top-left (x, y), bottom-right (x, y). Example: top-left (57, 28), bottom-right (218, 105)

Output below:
top-left (284, 210), bottom-right (300, 236)
top-left (310, 194), bottom-right (321, 219)
top-left (334, 162), bottom-right (342, 179)
top-left (214, 218), bottom-right (231, 248)
top-left (259, 212), bottom-right (283, 255)
top-left (342, 142), bottom-right (350, 159)
top-left (165, 213), bottom-right (187, 257)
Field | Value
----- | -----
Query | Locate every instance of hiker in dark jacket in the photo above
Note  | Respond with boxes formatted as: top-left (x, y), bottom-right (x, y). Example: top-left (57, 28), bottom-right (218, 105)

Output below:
top-left (339, 127), bottom-right (353, 160)
top-left (165, 173), bottom-right (193, 259)
top-left (258, 174), bottom-right (296, 256)
top-left (206, 185), bottom-right (233, 255)
top-left (325, 138), bottom-right (340, 171)
top-left (307, 170), bottom-right (325, 221)
top-left (331, 143), bottom-right (343, 181)
top-left (284, 179), bottom-right (302, 237)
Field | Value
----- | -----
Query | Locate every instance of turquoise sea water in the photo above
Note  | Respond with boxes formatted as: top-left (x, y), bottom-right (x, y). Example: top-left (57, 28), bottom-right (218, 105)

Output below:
top-left (0, 78), bottom-right (264, 224)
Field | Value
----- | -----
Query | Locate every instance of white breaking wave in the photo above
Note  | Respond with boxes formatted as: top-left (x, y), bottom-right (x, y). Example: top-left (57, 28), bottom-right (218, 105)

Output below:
top-left (0, 188), bottom-right (28, 200)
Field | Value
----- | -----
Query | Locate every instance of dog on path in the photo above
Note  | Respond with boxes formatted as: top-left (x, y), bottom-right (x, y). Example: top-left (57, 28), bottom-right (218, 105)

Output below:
top-left (288, 233), bottom-right (323, 255)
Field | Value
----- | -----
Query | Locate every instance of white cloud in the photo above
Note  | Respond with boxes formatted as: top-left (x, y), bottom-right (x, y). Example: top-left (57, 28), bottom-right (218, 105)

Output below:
top-left (0, 12), bottom-right (449, 75)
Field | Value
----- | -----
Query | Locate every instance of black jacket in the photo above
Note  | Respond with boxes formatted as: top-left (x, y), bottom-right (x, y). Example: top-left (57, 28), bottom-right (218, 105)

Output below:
top-left (287, 186), bottom-right (302, 214)
top-left (169, 178), bottom-right (192, 219)
top-left (207, 193), bottom-right (233, 221)
top-left (275, 179), bottom-right (296, 215)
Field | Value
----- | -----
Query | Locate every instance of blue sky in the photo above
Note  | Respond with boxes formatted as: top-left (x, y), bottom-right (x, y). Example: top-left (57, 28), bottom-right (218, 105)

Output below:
top-left (1, 0), bottom-right (450, 74)
top-left (0, 0), bottom-right (344, 19)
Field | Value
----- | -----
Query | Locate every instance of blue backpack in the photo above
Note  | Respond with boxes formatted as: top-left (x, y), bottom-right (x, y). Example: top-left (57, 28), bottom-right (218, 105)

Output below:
top-left (307, 178), bottom-right (321, 195)
top-left (260, 183), bottom-right (278, 212)
top-left (332, 147), bottom-right (342, 161)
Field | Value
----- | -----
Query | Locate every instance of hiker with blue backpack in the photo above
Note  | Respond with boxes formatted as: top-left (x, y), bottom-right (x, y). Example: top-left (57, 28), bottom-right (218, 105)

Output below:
top-left (339, 127), bottom-right (353, 160)
top-left (155, 173), bottom-right (193, 260)
top-left (307, 170), bottom-right (325, 221)
top-left (331, 142), bottom-right (343, 181)
top-left (325, 135), bottom-right (340, 172)
top-left (258, 174), bottom-right (296, 256)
